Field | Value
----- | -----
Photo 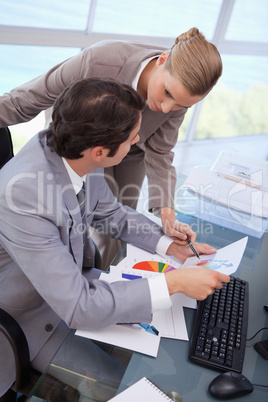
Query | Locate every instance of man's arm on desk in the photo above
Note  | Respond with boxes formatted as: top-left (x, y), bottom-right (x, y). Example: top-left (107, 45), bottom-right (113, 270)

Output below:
top-left (165, 242), bottom-right (230, 300)
top-left (148, 240), bottom-right (230, 313)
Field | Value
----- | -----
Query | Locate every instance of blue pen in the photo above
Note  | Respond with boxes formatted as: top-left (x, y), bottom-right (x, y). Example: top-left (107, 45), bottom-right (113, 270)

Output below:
top-left (117, 322), bottom-right (159, 336)
top-left (139, 323), bottom-right (159, 336)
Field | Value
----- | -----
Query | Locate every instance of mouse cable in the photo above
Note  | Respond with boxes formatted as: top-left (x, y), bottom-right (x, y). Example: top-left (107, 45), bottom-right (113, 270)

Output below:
top-left (245, 326), bottom-right (268, 389)
top-left (246, 326), bottom-right (268, 341)
top-left (251, 383), bottom-right (268, 389)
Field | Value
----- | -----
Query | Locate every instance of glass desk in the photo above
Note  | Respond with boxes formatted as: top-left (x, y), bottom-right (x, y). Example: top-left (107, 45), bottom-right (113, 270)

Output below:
top-left (27, 218), bottom-right (268, 401)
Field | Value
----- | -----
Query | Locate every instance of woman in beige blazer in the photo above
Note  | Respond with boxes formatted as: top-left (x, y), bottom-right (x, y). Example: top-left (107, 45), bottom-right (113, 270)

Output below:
top-left (0, 27), bottom-right (222, 267)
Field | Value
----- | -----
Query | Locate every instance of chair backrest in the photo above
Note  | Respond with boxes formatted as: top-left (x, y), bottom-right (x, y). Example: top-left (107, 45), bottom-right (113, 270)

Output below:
top-left (0, 126), bottom-right (14, 169)
top-left (0, 308), bottom-right (31, 392)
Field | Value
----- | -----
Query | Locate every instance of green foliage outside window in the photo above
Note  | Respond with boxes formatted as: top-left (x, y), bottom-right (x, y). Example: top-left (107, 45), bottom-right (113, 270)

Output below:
top-left (179, 83), bottom-right (268, 141)
top-left (194, 83), bottom-right (268, 140)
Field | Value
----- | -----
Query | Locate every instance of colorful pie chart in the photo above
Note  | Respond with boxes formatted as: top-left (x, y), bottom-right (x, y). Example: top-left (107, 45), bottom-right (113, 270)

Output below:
top-left (132, 261), bottom-right (176, 273)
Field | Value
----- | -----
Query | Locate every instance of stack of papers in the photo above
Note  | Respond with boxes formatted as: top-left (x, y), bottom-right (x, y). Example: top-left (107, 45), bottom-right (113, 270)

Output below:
top-left (211, 150), bottom-right (268, 191)
top-left (182, 167), bottom-right (268, 218)
top-left (76, 238), bottom-right (248, 357)
top-left (179, 160), bottom-right (268, 237)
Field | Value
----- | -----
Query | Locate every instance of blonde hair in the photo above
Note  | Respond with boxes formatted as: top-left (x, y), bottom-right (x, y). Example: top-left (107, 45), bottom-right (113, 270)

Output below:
top-left (165, 27), bottom-right (222, 96)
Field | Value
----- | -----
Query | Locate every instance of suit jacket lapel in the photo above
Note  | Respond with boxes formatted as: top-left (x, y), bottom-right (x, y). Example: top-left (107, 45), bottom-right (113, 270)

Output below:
top-left (41, 131), bottom-right (84, 268)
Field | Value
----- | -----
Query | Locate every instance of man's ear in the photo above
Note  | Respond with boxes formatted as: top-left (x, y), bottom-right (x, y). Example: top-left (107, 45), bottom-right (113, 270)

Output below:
top-left (91, 146), bottom-right (106, 162)
top-left (156, 52), bottom-right (169, 67)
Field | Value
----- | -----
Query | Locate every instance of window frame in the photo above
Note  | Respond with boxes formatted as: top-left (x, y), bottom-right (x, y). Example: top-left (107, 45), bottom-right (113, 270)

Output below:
top-left (0, 0), bottom-right (267, 143)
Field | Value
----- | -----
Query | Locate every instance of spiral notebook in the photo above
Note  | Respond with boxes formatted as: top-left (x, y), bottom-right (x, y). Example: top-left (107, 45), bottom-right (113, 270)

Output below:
top-left (109, 377), bottom-right (174, 401)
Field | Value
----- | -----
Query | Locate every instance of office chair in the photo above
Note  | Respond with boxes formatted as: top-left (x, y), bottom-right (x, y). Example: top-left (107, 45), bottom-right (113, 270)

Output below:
top-left (0, 309), bottom-right (41, 402)
top-left (0, 126), bottom-right (14, 169)
top-left (0, 306), bottom-right (74, 402)
top-left (0, 127), bottom-right (39, 401)
top-left (0, 306), bottom-right (79, 401)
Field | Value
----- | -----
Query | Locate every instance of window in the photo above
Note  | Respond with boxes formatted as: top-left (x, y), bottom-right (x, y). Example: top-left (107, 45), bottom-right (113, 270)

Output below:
top-left (225, 0), bottom-right (268, 43)
top-left (194, 54), bottom-right (268, 140)
top-left (93, 0), bottom-right (222, 39)
top-left (0, 0), bottom-right (90, 30)
top-left (0, 45), bottom-right (79, 93)
top-left (0, 0), bottom-right (267, 149)
top-left (0, 44), bottom-right (80, 153)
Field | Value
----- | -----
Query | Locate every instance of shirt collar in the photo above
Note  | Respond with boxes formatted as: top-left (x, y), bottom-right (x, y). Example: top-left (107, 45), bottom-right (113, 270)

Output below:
top-left (132, 56), bottom-right (156, 90)
top-left (62, 158), bottom-right (86, 195)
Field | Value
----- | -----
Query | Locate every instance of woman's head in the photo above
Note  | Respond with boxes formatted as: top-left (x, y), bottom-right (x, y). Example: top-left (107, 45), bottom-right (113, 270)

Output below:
top-left (145, 27), bottom-right (222, 114)
top-left (46, 78), bottom-right (145, 159)
top-left (165, 27), bottom-right (222, 96)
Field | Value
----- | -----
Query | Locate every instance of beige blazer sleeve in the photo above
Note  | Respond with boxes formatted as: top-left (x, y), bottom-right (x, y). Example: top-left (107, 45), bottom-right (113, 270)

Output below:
top-left (0, 40), bottom-right (165, 126)
top-left (0, 40), bottom-right (188, 211)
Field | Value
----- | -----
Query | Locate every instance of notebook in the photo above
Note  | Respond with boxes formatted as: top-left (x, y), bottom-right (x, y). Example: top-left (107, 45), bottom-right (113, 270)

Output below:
top-left (109, 377), bottom-right (174, 401)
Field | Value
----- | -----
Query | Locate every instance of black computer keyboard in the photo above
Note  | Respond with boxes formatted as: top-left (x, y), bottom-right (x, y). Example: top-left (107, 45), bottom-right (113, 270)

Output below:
top-left (189, 276), bottom-right (249, 373)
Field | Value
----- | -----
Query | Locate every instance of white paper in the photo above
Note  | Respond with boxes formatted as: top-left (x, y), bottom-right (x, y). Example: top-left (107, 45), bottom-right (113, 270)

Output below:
top-left (76, 239), bottom-right (248, 356)
top-left (109, 377), bottom-right (173, 401)
top-left (76, 268), bottom-right (161, 357)
top-left (76, 323), bottom-right (160, 357)
top-left (182, 236), bottom-right (248, 275)
top-left (116, 243), bottom-right (183, 271)
top-left (182, 167), bottom-right (268, 218)
top-left (99, 267), bottom-right (189, 342)
top-left (111, 244), bottom-right (194, 310)
top-left (154, 293), bottom-right (189, 340)
top-left (211, 150), bottom-right (268, 191)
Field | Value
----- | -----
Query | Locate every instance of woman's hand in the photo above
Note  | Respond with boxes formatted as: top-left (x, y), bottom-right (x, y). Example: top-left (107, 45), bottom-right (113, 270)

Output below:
top-left (166, 241), bottom-right (217, 263)
top-left (161, 207), bottom-right (196, 244)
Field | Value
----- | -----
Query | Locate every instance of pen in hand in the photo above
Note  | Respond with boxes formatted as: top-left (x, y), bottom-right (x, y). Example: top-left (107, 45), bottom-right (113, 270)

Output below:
top-left (187, 235), bottom-right (200, 259)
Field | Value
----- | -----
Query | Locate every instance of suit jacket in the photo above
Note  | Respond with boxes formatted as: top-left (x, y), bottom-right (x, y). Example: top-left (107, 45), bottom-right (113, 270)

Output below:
top-left (0, 131), bottom-right (165, 378)
top-left (0, 41), bottom-right (187, 210)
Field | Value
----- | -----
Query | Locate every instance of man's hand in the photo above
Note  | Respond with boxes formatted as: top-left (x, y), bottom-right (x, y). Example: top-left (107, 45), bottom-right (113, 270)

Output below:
top-left (165, 268), bottom-right (230, 300)
top-left (166, 241), bottom-right (217, 263)
top-left (161, 207), bottom-right (196, 245)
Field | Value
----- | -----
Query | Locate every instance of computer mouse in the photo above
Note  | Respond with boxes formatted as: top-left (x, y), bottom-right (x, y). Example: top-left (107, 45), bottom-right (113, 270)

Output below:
top-left (208, 371), bottom-right (254, 399)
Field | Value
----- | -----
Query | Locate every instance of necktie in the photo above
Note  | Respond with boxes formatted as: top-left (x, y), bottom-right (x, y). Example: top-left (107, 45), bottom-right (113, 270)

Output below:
top-left (77, 182), bottom-right (86, 246)
top-left (76, 182), bottom-right (102, 268)
top-left (77, 182), bottom-right (86, 220)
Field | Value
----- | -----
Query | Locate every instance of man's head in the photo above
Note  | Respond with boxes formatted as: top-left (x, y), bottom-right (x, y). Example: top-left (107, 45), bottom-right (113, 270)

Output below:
top-left (46, 78), bottom-right (145, 159)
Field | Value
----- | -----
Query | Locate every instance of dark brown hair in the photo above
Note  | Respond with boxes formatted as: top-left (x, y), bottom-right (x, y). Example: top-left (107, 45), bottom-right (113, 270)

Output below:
top-left (46, 78), bottom-right (145, 159)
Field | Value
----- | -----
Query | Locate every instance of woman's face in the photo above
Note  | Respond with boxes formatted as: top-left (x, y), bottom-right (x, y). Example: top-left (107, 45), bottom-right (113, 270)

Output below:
top-left (147, 54), bottom-right (203, 114)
